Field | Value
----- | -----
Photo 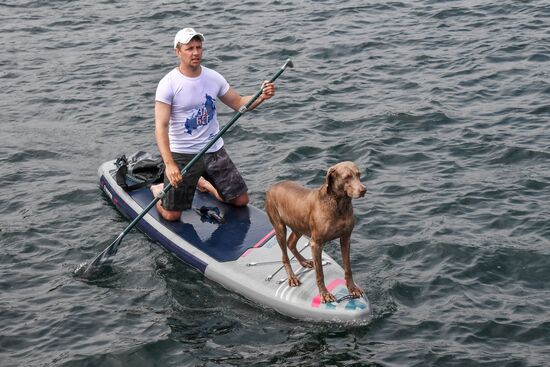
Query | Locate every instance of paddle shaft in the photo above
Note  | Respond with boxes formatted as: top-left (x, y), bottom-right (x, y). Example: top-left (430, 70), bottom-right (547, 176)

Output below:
top-left (90, 59), bottom-right (293, 265)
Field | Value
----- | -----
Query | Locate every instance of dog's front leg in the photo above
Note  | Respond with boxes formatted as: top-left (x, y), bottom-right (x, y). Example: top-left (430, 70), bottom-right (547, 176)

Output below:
top-left (340, 235), bottom-right (364, 298)
top-left (311, 239), bottom-right (336, 303)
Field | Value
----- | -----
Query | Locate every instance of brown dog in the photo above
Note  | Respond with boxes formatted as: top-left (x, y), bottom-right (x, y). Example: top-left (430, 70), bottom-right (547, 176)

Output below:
top-left (265, 161), bottom-right (366, 303)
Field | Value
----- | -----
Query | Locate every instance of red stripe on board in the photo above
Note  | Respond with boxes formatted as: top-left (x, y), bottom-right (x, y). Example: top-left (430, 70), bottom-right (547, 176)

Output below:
top-left (239, 230), bottom-right (275, 258)
top-left (311, 278), bottom-right (346, 308)
top-left (253, 229), bottom-right (275, 248)
top-left (240, 249), bottom-right (253, 258)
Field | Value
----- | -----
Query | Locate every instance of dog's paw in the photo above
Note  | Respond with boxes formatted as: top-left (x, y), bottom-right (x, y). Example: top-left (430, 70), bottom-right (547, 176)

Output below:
top-left (288, 276), bottom-right (301, 287)
top-left (300, 259), bottom-right (314, 268)
top-left (321, 291), bottom-right (337, 303)
top-left (348, 283), bottom-right (364, 298)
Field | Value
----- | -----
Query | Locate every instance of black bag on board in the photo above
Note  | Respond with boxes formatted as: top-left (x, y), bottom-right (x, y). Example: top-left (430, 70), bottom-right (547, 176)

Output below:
top-left (114, 151), bottom-right (164, 191)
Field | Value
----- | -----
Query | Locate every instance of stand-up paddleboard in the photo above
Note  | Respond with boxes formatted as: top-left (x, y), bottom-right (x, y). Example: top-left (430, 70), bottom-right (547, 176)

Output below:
top-left (98, 159), bottom-right (371, 323)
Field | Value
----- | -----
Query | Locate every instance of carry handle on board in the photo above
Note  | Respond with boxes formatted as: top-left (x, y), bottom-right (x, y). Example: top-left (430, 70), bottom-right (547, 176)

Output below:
top-left (78, 59), bottom-right (294, 276)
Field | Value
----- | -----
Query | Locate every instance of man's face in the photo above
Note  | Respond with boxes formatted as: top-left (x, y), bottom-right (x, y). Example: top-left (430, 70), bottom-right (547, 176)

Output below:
top-left (176, 39), bottom-right (203, 68)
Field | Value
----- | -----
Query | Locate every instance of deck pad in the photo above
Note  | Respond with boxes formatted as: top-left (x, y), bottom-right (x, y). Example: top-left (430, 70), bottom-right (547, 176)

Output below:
top-left (129, 188), bottom-right (274, 262)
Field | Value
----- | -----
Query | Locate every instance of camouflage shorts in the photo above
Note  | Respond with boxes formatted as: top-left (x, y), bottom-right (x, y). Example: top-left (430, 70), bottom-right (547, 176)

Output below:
top-left (162, 147), bottom-right (247, 211)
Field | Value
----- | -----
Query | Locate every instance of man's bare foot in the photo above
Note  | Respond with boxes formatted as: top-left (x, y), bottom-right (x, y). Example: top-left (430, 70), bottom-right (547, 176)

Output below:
top-left (150, 183), bottom-right (164, 197)
top-left (197, 177), bottom-right (223, 202)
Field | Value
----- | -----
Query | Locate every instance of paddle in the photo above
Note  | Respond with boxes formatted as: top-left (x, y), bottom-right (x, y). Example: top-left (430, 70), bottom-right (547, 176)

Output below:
top-left (77, 59), bottom-right (294, 277)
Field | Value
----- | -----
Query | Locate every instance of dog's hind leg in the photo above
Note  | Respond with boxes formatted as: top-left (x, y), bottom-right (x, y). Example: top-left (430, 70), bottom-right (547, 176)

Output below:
top-left (265, 192), bottom-right (302, 287)
top-left (272, 225), bottom-right (301, 286)
top-left (287, 231), bottom-right (313, 269)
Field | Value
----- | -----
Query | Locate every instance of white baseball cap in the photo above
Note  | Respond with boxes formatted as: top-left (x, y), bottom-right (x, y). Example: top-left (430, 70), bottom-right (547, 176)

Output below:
top-left (173, 28), bottom-right (205, 48)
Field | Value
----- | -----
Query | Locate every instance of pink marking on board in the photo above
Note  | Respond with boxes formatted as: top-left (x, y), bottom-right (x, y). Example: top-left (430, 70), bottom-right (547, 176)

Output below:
top-left (311, 278), bottom-right (346, 308)
top-left (241, 249), bottom-right (253, 258)
top-left (239, 230), bottom-right (275, 258)
top-left (253, 229), bottom-right (275, 248)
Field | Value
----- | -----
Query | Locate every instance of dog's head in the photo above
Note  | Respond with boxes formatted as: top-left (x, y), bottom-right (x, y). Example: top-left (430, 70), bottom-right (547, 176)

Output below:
top-left (326, 161), bottom-right (366, 198)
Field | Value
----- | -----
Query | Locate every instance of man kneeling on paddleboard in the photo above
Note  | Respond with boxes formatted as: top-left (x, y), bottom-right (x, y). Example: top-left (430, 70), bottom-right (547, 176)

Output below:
top-left (151, 27), bottom-right (276, 221)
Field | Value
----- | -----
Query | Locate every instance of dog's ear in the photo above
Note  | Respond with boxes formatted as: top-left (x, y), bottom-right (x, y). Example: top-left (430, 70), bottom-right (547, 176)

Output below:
top-left (325, 166), bottom-right (336, 194)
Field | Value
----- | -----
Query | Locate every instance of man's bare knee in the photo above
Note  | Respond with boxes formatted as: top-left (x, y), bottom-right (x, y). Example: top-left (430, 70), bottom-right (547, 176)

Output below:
top-left (162, 211), bottom-right (182, 221)
top-left (156, 202), bottom-right (182, 221)
top-left (229, 193), bottom-right (249, 207)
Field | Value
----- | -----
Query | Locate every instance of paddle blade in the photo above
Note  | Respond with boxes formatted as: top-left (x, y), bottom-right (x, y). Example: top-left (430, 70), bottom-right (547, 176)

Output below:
top-left (74, 236), bottom-right (122, 278)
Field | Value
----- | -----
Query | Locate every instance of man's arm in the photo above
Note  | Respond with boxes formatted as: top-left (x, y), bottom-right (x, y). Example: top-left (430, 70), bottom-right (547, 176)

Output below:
top-left (155, 101), bottom-right (182, 187)
top-left (219, 81), bottom-right (276, 112)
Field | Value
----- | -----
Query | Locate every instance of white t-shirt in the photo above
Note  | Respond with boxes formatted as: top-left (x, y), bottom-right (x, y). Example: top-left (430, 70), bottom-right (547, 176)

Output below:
top-left (155, 66), bottom-right (230, 154)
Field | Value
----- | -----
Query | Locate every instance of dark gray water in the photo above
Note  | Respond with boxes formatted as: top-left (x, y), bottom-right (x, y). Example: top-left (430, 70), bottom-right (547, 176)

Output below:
top-left (1, 0), bottom-right (550, 366)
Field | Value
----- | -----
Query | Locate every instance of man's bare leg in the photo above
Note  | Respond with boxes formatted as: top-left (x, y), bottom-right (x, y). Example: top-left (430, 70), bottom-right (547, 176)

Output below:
top-left (197, 177), bottom-right (223, 202)
top-left (150, 183), bottom-right (182, 221)
top-left (198, 177), bottom-right (248, 206)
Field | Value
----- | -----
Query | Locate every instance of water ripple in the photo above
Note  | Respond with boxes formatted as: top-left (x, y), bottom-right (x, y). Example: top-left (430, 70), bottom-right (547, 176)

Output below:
top-left (1, 0), bottom-right (550, 366)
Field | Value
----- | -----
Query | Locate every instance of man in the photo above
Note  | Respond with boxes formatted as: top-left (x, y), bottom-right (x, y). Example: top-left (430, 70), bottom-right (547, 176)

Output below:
top-left (150, 28), bottom-right (276, 221)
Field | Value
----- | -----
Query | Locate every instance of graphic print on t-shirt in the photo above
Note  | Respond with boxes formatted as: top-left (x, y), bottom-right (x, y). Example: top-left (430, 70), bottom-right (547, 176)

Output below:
top-left (184, 94), bottom-right (216, 134)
